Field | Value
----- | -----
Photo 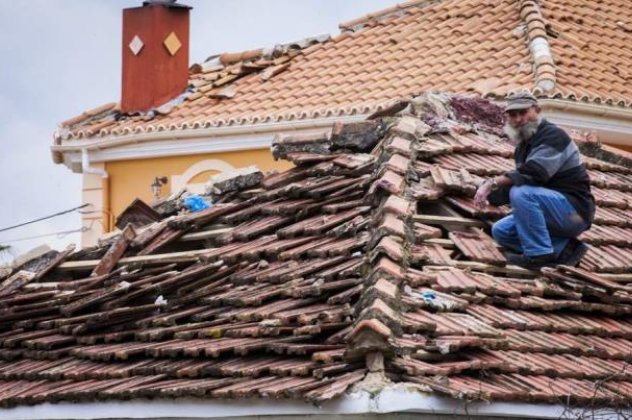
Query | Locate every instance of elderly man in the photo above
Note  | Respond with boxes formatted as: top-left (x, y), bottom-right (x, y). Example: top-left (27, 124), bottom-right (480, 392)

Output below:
top-left (474, 92), bottom-right (595, 270)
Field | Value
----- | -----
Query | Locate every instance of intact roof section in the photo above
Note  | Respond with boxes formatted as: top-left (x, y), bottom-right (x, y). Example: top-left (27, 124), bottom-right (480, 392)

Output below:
top-left (545, 0), bottom-right (632, 104)
top-left (7, 93), bottom-right (632, 411)
top-left (58, 0), bottom-right (632, 142)
top-left (58, 0), bottom-right (532, 141)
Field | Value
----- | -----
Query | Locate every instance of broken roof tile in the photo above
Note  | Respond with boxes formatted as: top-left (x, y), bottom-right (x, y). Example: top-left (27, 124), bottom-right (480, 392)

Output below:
top-left (449, 231), bottom-right (506, 266)
top-left (8, 93), bottom-right (632, 411)
top-left (433, 153), bottom-right (514, 176)
top-left (430, 166), bottom-right (476, 195)
top-left (372, 170), bottom-right (405, 196)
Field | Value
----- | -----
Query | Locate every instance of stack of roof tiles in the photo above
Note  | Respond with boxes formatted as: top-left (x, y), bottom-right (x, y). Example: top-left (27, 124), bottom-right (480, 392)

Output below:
top-left (55, 0), bottom-right (632, 144)
top-left (5, 93), bottom-right (632, 411)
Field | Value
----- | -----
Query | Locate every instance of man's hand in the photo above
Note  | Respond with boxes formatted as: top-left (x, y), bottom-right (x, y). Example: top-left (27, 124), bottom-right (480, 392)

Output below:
top-left (474, 179), bottom-right (494, 208)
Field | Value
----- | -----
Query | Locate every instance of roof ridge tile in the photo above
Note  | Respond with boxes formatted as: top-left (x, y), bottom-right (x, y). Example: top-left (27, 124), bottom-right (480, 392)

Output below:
top-left (344, 99), bottom-right (440, 373)
top-left (519, 0), bottom-right (557, 94)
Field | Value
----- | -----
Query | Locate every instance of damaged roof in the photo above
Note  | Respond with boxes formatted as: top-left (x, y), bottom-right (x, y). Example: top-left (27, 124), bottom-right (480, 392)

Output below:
top-left (5, 93), bottom-right (632, 413)
top-left (57, 0), bottom-right (632, 142)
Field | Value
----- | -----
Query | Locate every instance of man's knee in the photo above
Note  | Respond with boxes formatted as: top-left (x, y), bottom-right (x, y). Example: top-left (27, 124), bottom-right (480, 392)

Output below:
top-left (491, 221), bottom-right (506, 242)
top-left (509, 185), bottom-right (537, 206)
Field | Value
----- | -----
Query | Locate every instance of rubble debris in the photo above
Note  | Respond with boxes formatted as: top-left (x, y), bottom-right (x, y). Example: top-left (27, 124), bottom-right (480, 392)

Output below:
top-left (331, 121), bottom-right (381, 152)
top-left (1, 94), bottom-right (631, 411)
top-left (115, 199), bottom-right (162, 230)
top-left (271, 132), bottom-right (331, 160)
top-left (206, 166), bottom-right (264, 197)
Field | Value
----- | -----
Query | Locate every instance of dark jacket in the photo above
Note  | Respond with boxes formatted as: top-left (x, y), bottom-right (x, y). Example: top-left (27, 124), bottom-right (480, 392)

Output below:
top-left (489, 119), bottom-right (595, 226)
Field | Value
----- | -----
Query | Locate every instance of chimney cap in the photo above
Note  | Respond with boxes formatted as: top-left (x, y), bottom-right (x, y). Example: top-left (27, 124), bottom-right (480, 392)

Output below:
top-left (142, 0), bottom-right (192, 9)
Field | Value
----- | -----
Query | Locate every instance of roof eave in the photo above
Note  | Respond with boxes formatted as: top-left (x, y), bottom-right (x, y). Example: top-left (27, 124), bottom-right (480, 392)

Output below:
top-left (52, 96), bottom-right (632, 174)
top-left (51, 114), bottom-right (368, 173)
top-left (541, 99), bottom-right (632, 147)
top-left (0, 386), bottom-right (620, 420)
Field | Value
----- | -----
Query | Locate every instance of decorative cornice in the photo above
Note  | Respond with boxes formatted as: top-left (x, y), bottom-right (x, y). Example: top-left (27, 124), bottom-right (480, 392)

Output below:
top-left (53, 115), bottom-right (367, 172)
top-left (540, 99), bottom-right (632, 146)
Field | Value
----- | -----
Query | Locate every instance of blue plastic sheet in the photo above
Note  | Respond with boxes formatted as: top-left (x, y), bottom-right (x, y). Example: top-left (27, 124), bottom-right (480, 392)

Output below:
top-left (183, 195), bottom-right (211, 212)
top-left (419, 291), bottom-right (436, 301)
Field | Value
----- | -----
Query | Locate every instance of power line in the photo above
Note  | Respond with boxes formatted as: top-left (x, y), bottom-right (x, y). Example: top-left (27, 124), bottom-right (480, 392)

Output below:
top-left (0, 204), bottom-right (90, 233)
top-left (0, 227), bottom-right (88, 244)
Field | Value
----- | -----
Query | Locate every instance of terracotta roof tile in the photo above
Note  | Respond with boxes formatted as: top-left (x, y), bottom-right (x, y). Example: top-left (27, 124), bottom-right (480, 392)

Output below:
top-left (57, 0), bottom-right (632, 142)
top-left (8, 93), bottom-right (632, 411)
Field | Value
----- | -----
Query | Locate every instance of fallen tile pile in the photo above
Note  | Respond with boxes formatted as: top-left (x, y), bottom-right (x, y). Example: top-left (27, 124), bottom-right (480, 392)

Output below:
top-left (3, 93), bottom-right (632, 410)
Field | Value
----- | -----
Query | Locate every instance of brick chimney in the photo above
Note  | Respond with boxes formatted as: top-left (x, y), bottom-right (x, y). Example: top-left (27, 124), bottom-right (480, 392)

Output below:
top-left (121, 0), bottom-right (191, 113)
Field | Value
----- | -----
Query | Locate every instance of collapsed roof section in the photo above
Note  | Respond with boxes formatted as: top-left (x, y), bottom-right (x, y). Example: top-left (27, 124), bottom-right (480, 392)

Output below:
top-left (55, 0), bottom-right (632, 145)
top-left (6, 93), bottom-right (632, 412)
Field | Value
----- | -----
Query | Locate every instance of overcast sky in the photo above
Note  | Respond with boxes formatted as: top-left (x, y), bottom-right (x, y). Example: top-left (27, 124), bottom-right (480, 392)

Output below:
top-left (0, 0), bottom-right (398, 264)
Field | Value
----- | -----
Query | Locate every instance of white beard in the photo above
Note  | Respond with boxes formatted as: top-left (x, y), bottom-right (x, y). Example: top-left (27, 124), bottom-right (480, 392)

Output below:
top-left (504, 117), bottom-right (542, 144)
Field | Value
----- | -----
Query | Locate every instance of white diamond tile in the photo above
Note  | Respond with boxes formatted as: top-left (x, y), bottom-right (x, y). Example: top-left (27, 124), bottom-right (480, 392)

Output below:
top-left (129, 35), bottom-right (144, 56)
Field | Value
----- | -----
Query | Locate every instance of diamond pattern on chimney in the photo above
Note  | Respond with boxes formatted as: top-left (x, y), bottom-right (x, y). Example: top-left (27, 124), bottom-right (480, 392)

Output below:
top-left (128, 35), bottom-right (144, 56)
top-left (163, 32), bottom-right (182, 56)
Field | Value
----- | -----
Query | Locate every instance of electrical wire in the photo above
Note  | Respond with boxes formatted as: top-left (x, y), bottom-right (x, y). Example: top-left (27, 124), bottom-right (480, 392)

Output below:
top-left (0, 204), bottom-right (90, 233)
top-left (78, 208), bottom-right (116, 232)
top-left (0, 227), bottom-right (89, 244)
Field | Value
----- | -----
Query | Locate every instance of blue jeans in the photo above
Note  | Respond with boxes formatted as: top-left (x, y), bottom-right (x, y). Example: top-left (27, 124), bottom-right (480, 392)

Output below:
top-left (491, 185), bottom-right (588, 257)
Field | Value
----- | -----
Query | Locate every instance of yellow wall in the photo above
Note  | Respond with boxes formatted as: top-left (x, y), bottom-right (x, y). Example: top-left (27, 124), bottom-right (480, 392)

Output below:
top-left (608, 143), bottom-right (632, 153)
top-left (105, 149), bottom-right (292, 224)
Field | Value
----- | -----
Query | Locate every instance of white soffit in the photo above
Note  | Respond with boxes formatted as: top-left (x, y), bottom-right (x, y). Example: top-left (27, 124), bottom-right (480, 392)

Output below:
top-left (90, 133), bottom-right (276, 162)
top-left (541, 99), bottom-right (632, 147)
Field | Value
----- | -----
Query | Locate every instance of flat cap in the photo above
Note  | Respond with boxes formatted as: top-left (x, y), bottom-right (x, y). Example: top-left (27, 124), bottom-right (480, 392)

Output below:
top-left (505, 92), bottom-right (538, 111)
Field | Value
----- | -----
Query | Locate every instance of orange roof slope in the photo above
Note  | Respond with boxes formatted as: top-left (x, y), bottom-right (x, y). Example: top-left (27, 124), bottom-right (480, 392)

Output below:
top-left (58, 0), bottom-right (632, 141)
top-left (545, 0), bottom-right (632, 104)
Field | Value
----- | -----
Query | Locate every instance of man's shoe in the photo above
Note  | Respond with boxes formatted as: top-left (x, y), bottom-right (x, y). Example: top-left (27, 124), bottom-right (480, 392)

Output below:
top-left (557, 238), bottom-right (578, 262)
top-left (558, 239), bottom-right (589, 267)
top-left (507, 252), bottom-right (557, 271)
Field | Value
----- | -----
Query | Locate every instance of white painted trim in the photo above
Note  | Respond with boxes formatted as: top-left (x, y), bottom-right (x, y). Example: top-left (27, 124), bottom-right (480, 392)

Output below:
top-left (63, 134), bottom-right (274, 171)
top-left (54, 116), bottom-right (366, 153)
top-left (540, 100), bottom-right (632, 147)
top-left (81, 149), bottom-right (108, 178)
top-left (540, 99), bottom-right (632, 119)
top-left (91, 134), bottom-right (275, 162)
top-left (54, 100), bottom-right (632, 174)
top-left (0, 386), bottom-right (626, 420)
top-left (54, 115), bottom-right (366, 173)
top-left (171, 159), bottom-right (235, 193)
